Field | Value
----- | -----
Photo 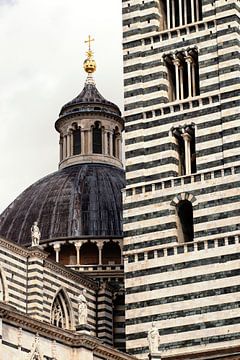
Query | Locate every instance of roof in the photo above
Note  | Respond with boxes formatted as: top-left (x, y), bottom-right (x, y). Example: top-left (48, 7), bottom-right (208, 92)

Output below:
top-left (0, 163), bottom-right (125, 245)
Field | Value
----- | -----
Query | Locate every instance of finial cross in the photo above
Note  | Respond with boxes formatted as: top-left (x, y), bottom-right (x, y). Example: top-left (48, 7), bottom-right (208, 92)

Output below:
top-left (85, 35), bottom-right (94, 52)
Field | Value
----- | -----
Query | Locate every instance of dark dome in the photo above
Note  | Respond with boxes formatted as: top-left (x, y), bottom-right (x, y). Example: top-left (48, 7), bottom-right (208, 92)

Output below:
top-left (0, 164), bottom-right (125, 245)
top-left (59, 82), bottom-right (121, 117)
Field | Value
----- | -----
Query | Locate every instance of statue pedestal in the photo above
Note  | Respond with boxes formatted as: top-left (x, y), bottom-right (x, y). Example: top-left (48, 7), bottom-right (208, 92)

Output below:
top-left (148, 353), bottom-right (161, 360)
top-left (76, 324), bottom-right (92, 335)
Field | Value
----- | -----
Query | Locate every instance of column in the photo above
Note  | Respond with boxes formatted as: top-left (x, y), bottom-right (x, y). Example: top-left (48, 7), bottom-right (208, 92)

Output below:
top-left (87, 129), bottom-right (92, 153)
top-left (104, 131), bottom-right (108, 155)
top-left (192, 62), bottom-right (196, 96)
top-left (59, 137), bottom-right (63, 162)
top-left (191, 0), bottom-right (195, 22)
top-left (53, 243), bottom-right (61, 263)
top-left (118, 137), bottom-right (122, 160)
top-left (67, 132), bottom-right (71, 158)
top-left (185, 55), bottom-right (193, 98)
top-left (173, 57), bottom-right (181, 100)
top-left (184, 0), bottom-right (187, 24)
top-left (70, 131), bottom-right (73, 156)
top-left (75, 241), bottom-right (82, 265)
top-left (182, 132), bottom-right (192, 175)
top-left (179, 66), bottom-right (184, 99)
top-left (98, 242), bottom-right (103, 265)
top-left (63, 135), bottom-right (67, 159)
top-left (109, 131), bottom-right (113, 156)
top-left (171, 0), bottom-right (175, 28)
top-left (196, 0), bottom-right (199, 21)
top-left (81, 129), bottom-right (85, 154)
top-left (166, 0), bottom-right (171, 28)
top-left (179, 0), bottom-right (183, 26)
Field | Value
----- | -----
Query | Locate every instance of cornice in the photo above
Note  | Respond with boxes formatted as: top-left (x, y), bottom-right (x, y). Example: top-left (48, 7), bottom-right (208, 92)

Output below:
top-left (0, 236), bottom-right (29, 257)
top-left (0, 303), bottom-right (136, 360)
top-left (45, 260), bottom-right (98, 290)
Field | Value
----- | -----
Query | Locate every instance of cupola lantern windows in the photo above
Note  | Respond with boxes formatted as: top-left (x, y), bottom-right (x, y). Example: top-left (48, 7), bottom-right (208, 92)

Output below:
top-left (73, 124), bottom-right (81, 155)
top-left (92, 121), bottom-right (103, 154)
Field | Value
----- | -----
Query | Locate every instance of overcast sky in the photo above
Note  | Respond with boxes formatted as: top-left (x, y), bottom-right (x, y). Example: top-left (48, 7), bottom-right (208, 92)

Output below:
top-left (0, 0), bottom-right (123, 212)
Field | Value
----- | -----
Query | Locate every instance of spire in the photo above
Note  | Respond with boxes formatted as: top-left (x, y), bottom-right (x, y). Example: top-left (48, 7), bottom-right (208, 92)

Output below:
top-left (83, 35), bottom-right (96, 81)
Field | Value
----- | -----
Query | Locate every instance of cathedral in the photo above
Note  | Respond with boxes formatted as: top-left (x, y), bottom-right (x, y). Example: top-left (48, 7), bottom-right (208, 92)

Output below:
top-left (0, 1), bottom-right (239, 359)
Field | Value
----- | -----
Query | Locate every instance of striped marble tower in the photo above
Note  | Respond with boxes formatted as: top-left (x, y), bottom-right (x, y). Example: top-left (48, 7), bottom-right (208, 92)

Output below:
top-left (122, 0), bottom-right (240, 358)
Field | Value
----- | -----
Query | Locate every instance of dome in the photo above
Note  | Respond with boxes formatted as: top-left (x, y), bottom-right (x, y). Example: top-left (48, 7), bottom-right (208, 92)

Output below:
top-left (58, 81), bottom-right (122, 119)
top-left (0, 163), bottom-right (125, 245)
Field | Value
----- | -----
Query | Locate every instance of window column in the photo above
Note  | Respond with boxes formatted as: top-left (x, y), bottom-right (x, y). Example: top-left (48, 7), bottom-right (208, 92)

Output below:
top-left (59, 136), bottom-right (63, 162)
top-left (81, 129), bottom-right (85, 154)
top-left (63, 135), bottom-right (67, 159)
top-left (178, 0), bottom-right (183, 26)
top-left (173, 56), bottom-right (181, 100)
top-left (182, 132), bottom-right (192, 175)
top-left (67, 131), bottom-right (72, 157)
top-left (185, 53), bottom-right (193, 98)
top-left (166, 0), bottom-right (171, 29)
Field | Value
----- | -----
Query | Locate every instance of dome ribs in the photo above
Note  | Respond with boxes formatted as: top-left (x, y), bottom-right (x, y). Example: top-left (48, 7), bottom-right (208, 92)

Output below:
top-left (0, 164), bottom-right (125, 244)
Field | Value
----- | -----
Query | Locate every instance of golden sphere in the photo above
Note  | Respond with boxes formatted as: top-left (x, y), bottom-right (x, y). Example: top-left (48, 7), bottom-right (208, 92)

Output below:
top-left (83, 58), bottom-right (96, 74)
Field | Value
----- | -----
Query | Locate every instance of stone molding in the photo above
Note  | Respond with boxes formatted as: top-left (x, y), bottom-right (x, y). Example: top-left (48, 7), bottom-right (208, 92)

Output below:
top-left (0, 303), bottom-right (136, 360)
top-left (45, 260), bottom-right (98, 290)
top-left (0, 236), bottom-right (29, 257)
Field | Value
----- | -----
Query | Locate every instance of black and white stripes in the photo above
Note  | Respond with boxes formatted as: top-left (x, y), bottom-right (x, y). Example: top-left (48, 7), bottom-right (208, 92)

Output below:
top-left (122, 0), bottom-right (240, 357)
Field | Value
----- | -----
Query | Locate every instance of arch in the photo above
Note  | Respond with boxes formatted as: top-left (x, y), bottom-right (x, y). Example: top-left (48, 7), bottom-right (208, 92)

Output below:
top-left (80, 241), bottom-right (99, 265)
top-left (59, 243), bottom-right (76, 265)
top-left (0, 265), bottom-right (9, 302)
top-left (171, 192), bottom-right (197, 207)
top-left (92, 121), bottom-right (102, 154)
top-left (51, 287), bottom-right (74, 330)
top-left (102, 241), bottom-right (121, 265)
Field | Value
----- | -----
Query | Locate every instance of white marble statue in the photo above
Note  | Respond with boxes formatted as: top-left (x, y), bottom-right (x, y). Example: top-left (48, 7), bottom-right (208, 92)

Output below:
top-left (77, 289), bottom-right (88, 325)
top-left (31, 221), bottom-right (41, 246)
top-left (148, 323), bottom-right (160, 354)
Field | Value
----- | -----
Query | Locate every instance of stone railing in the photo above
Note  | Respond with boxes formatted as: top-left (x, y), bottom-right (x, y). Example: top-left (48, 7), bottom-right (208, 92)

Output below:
top-left (126, 234), bottom-right (240, 263)
top-left (124, 164), bottom-right (240, 197)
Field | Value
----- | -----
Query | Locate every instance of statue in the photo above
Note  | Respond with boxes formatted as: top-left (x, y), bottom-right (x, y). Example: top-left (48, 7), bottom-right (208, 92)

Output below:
top-left (77, 289), bottom-right (88, 325)
top-left (148, 323), bottom-right (160, 354)
top-left (31, 221), bottom-right (41, 246)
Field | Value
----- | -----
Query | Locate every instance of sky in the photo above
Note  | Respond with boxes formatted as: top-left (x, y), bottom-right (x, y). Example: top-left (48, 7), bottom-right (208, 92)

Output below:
top-left (0, 0), bottom-right (123, 212)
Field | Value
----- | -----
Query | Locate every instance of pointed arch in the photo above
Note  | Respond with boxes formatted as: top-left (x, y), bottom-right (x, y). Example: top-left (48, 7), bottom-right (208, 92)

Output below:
top-left (27, 335), bottom-right (44, 360)
top-left (0, 265), bottom-right (9, 302)
top-left (50, 287), bottom-right (74, 330)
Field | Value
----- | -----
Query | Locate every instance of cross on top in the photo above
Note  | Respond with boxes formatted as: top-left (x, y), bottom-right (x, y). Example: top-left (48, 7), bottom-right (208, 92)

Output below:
top-left (85, 35), bottom-right (94, 52)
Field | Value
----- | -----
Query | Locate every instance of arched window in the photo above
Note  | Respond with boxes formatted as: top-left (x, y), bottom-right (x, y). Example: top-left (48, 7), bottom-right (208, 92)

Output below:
top-left (177, 200), bottom-right (194, 242)
top-left (73, 125), bottom-right (81, 155)
top-left (92, 122), bottom-right (102, 154)
top-left (80, 241), bottom-right (99, 265)
top-left (51, 288), bottom-right (73, 330)
top-left (102, 241), bottom-right (121, 265)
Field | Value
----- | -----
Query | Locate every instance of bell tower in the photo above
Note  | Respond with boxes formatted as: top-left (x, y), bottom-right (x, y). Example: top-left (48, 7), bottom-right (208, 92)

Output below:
top-left (122, 0), bottom-right (240, 358)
